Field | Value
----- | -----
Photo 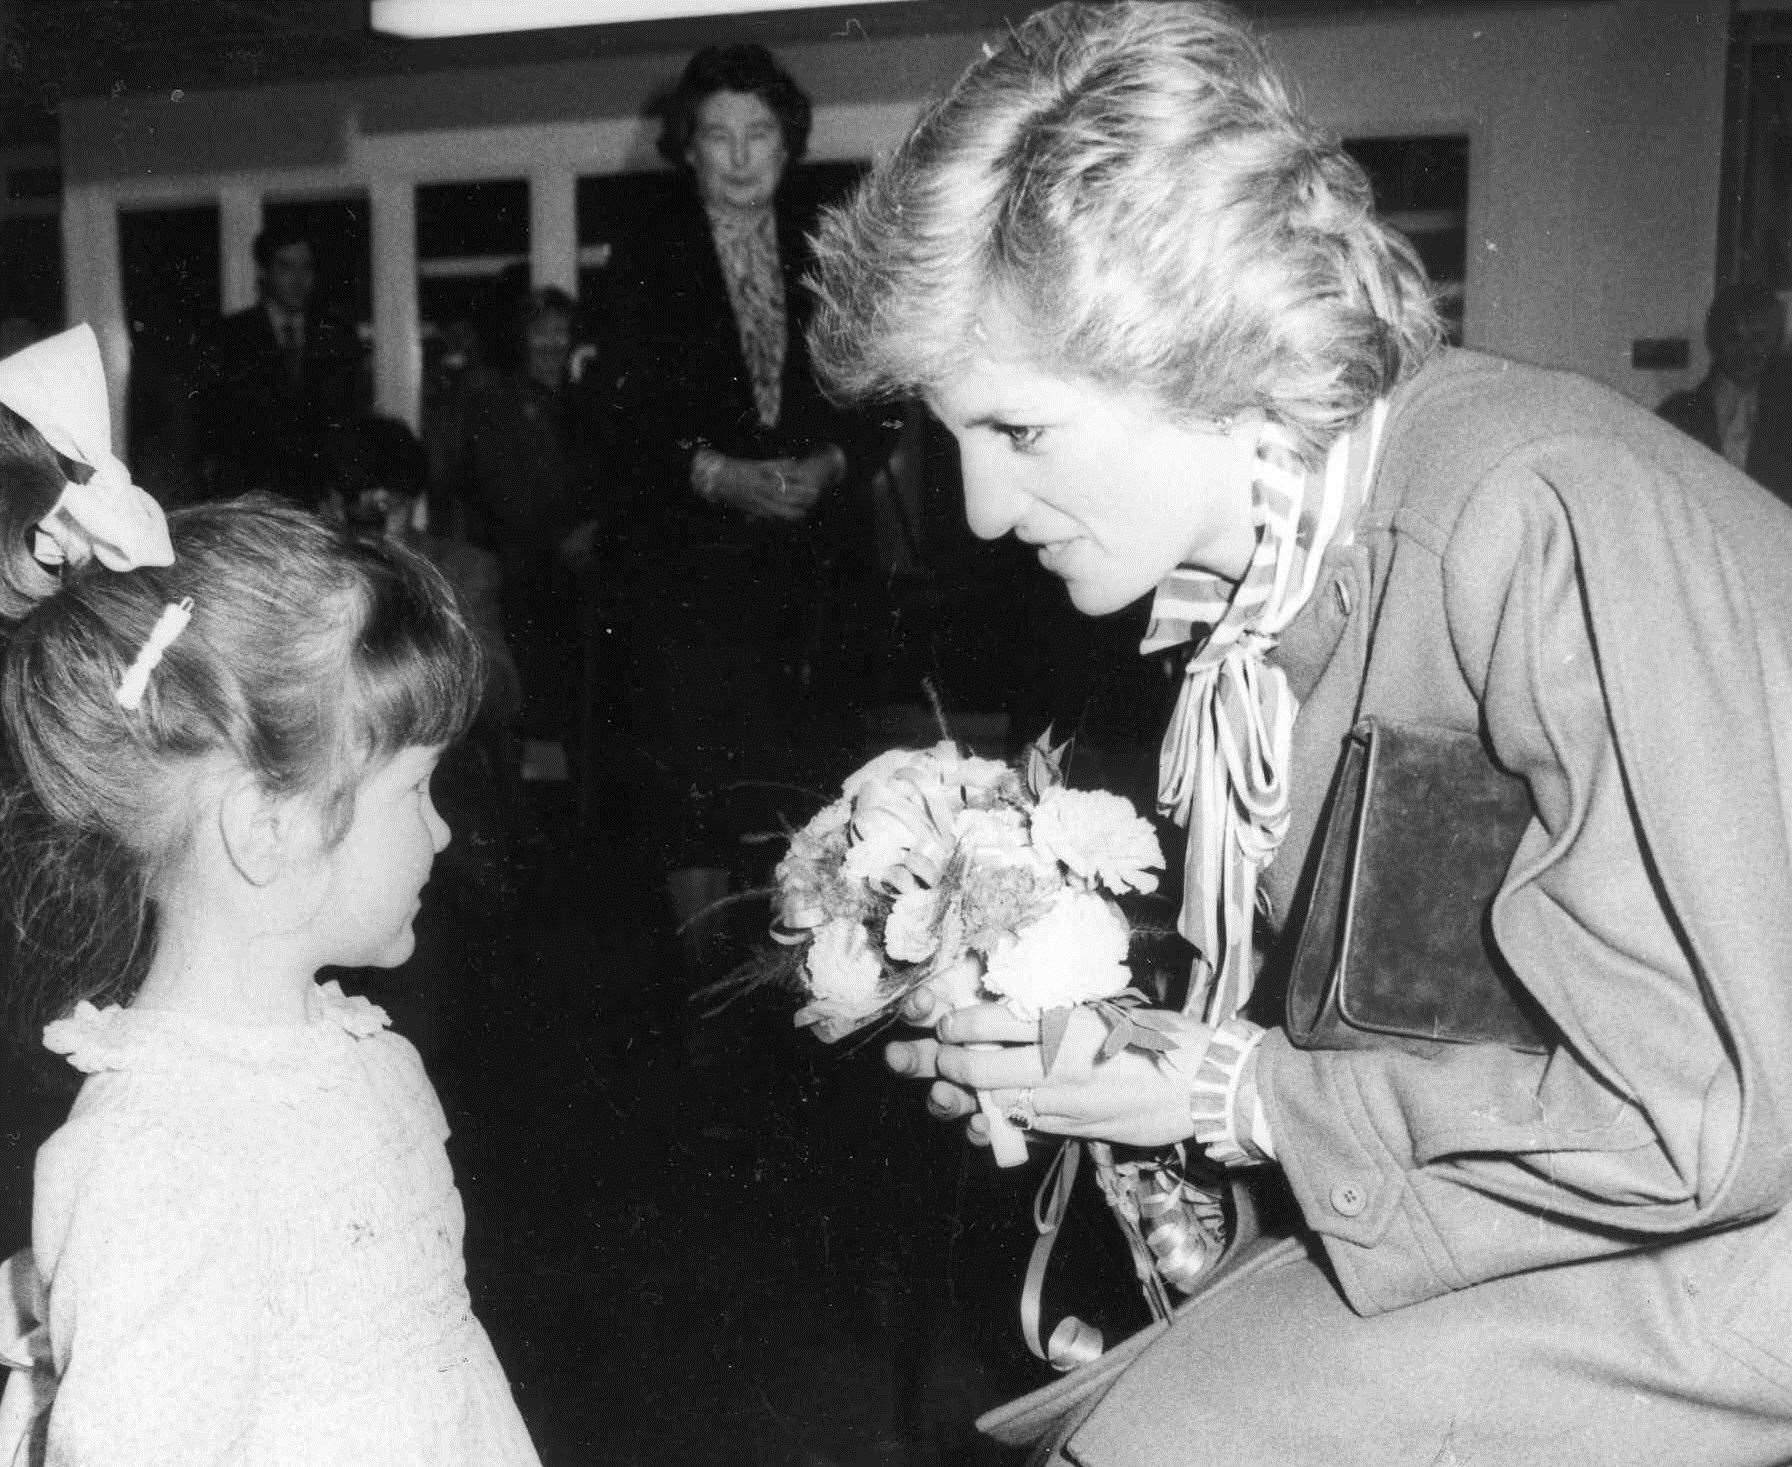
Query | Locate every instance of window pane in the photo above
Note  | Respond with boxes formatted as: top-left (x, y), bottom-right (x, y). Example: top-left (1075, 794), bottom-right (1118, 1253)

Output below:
top-left (1346, 135), bottom-right (1469, 344)
top-left (415, 179), bottom-right (531, 350)
top-left (119, 203), bottom-right (220, 496)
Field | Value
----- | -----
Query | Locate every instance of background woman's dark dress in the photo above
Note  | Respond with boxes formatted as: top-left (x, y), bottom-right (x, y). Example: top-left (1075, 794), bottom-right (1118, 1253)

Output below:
top-left (604, 189), bottom-right (897, 879)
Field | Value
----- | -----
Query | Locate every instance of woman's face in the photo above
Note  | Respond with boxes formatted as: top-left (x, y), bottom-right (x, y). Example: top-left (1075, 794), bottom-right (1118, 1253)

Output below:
top-left (925, 307), bottom-right (1260, 616)
top-left (687, 89), bottom-right (788, 211)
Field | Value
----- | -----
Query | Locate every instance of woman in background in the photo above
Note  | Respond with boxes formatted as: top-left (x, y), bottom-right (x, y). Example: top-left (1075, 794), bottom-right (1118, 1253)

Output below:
top-left (451, 284), bottom-right (593, 768)
top-left (604, 42), bottom-right (897, 973)
top-left (808, 3), bottom-right (1792, 1462)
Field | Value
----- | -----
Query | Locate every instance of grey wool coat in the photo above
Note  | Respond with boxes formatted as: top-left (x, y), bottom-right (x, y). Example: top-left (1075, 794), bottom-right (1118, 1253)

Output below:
top-left (1023, 350), bottom-right (1792, 1466)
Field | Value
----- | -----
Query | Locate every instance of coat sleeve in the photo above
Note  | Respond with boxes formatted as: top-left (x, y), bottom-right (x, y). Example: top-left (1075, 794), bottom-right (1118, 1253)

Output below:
top-left (36, 1111), bottom-right (266, 1465)
top-left (1258, 447), bottom-right (1792, 1315)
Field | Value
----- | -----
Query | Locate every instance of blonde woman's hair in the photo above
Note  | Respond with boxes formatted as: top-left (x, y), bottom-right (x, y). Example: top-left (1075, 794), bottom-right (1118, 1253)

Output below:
top-left (808, 0), bottom-right (1444, 464)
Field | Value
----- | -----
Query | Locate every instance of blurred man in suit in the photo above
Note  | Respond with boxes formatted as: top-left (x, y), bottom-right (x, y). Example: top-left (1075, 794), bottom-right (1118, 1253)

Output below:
top-left (1660, 283), bottom-right (1792, 507)
top-left (202, 219), bottom-right (364, 506)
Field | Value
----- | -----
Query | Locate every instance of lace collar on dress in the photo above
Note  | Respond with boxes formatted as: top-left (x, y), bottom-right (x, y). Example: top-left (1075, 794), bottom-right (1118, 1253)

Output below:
top-left (42, 979), bottom-right (391, 1078)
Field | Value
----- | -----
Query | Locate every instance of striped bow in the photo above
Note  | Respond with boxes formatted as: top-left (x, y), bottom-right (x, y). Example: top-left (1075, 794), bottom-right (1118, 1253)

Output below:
top-left (1143, 405), bottom-right (1385, 1022)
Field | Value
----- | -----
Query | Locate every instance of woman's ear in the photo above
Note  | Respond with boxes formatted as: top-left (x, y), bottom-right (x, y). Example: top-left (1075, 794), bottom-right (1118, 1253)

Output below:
top-left (216, 777), bottom-right (314, 888)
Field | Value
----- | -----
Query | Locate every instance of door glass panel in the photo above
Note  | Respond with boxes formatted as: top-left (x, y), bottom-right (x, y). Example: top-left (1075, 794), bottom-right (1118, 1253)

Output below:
top-left (119, 202), bottom-right (219, 503)
top-left (416, 178), bottom-right (530, 368)
top-left (1346, 134), bottom-right (1469, 344)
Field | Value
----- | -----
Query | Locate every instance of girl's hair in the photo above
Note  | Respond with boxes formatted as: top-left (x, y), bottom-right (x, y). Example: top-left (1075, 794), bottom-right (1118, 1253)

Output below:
top-left (0, 475), bottom-right (483, 1030)
top-left (807, 0), bottom-right (1444, 464)
top-left (653, 42), bottom-right (813, 168)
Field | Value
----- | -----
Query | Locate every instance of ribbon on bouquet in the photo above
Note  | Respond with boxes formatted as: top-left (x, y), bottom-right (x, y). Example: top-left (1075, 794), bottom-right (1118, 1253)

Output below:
top-left (1021, 1141), bottom-right (1224, 1371)
top-left (1021, 1140), bottom-right (1110, 1371)
top-left (1127, 1155), bottom-right (1222, 1294)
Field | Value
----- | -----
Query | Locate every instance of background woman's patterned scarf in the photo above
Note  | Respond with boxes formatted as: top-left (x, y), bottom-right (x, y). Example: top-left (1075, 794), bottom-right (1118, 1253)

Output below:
top-left (1141, 404), bottom-right (1387, 1024)
top-left (708, 205), bottom-right (787, 429)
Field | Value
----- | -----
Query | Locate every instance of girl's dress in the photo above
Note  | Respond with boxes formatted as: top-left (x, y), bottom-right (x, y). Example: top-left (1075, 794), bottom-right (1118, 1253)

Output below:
top-left (27, 980), bottom-right (540, 1466)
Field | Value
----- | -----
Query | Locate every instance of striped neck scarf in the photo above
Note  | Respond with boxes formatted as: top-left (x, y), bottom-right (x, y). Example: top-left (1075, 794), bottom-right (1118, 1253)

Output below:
top-left (707, 204), bottom-right (787, 429)
top-left (1142, 403), bottom-right (1387, 1024)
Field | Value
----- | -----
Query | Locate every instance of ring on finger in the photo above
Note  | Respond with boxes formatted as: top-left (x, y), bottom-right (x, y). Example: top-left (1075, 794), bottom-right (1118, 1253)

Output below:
top-left (1004, 1087), bottom-right (1039, 1131)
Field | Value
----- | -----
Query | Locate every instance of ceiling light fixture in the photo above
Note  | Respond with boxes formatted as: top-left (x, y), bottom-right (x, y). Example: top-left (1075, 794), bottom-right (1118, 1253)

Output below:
top-left (370, 0), bottom-right (912, 39)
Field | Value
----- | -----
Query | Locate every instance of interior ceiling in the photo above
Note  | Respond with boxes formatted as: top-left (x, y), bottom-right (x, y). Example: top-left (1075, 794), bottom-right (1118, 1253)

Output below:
top-left (0, 0), bottom-right (1569, 120)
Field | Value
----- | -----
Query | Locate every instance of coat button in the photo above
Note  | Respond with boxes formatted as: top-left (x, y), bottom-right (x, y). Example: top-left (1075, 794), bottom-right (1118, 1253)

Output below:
top-left (1329, 1182), bottom-right (1367, 1216)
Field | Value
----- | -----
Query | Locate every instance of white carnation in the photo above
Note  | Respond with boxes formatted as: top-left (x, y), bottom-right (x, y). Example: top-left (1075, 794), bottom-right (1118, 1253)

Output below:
top-left (920, 957), bottom-right (987, 1012)
top-left (797, 797), bottom-right (851, 844)
top-left (801, 919), bottom-right (886, 1018)
top-left (883, 887), bottom-right (944, 963)
top-left (1030, 787), bottom-right (1164, 894)
top-left (979, 892), bottom-right (1133, 1014)
top-left (952, 805), bottom-right (1031, 858)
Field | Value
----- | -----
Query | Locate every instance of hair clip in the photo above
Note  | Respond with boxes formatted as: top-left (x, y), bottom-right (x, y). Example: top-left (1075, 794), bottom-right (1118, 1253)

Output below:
top-left (115, 597), bottom-right (193, 711)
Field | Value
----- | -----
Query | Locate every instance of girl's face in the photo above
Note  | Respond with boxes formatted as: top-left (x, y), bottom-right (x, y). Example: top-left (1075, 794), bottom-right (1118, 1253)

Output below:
top-left (687, 89), bottom-right (788, 211)
top-left (924, 305), bottom-right (1260, 616)
top-left (311, 744), bottom-right (450, 970)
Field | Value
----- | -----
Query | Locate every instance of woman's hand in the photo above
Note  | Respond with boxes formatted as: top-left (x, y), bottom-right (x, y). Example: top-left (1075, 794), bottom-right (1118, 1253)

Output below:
top-left (691, 449), bottom-right (805, 520)
top-left (690, 445), bottom-right (844, 521)
top-left (766, 445), bottom-right (847, 509)
top-left (885, 1000), bottom-right (1212, 1150)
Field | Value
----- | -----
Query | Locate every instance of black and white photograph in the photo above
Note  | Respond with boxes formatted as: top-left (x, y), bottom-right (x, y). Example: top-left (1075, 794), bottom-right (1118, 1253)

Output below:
top-left (0, 1), bottom-right (1787, 1463)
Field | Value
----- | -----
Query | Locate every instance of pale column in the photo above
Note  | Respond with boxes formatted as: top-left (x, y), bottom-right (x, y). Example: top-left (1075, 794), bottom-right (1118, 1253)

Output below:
top-left (60, 185), bottom-right (129, 449)
top-left (369, 175), bottom-right (421, 432)
top-left (529, 167), bottom-right (578, 298)
top-left (218, 185), bottom-right (263, 315)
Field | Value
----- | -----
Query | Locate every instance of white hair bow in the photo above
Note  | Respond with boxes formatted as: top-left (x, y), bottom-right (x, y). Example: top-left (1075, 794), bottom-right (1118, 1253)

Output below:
top-left (0, 324), bottom-right (173, 572)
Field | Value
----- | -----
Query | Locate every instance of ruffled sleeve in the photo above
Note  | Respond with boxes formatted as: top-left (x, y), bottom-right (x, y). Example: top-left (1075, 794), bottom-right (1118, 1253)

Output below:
top-left (1188, 1018), bottom-right (1275, 1166)
top-left (42, 1003), bottom-right (135, 1075)
top-left (313, 981), bottom-right (391, 1040)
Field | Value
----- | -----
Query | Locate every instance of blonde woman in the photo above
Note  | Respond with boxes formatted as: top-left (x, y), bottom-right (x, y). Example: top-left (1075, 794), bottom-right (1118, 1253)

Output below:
top-left (808, 3), bottom-right (1792, 1463)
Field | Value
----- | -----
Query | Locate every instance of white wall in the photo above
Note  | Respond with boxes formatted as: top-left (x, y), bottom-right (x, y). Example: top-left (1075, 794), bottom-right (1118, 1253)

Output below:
top-left (57, 0), bottom-right (1732, 425)
top-left (1262, 0), bottom-right (1729, 404)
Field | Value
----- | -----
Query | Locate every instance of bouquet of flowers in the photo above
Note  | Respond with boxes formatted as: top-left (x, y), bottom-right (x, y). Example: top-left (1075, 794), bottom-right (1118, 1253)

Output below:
top-left (769, 733), bottom-right (1173, 1164)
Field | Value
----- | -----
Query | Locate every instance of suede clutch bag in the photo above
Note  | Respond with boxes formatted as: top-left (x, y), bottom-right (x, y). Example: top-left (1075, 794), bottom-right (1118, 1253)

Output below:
top-left (1283, 717), bottom-right (1550, 1053)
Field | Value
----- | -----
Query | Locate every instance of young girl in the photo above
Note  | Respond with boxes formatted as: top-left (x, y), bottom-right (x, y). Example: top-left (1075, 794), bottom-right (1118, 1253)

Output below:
top-left (0, 325), bottom-right (541, 1465)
